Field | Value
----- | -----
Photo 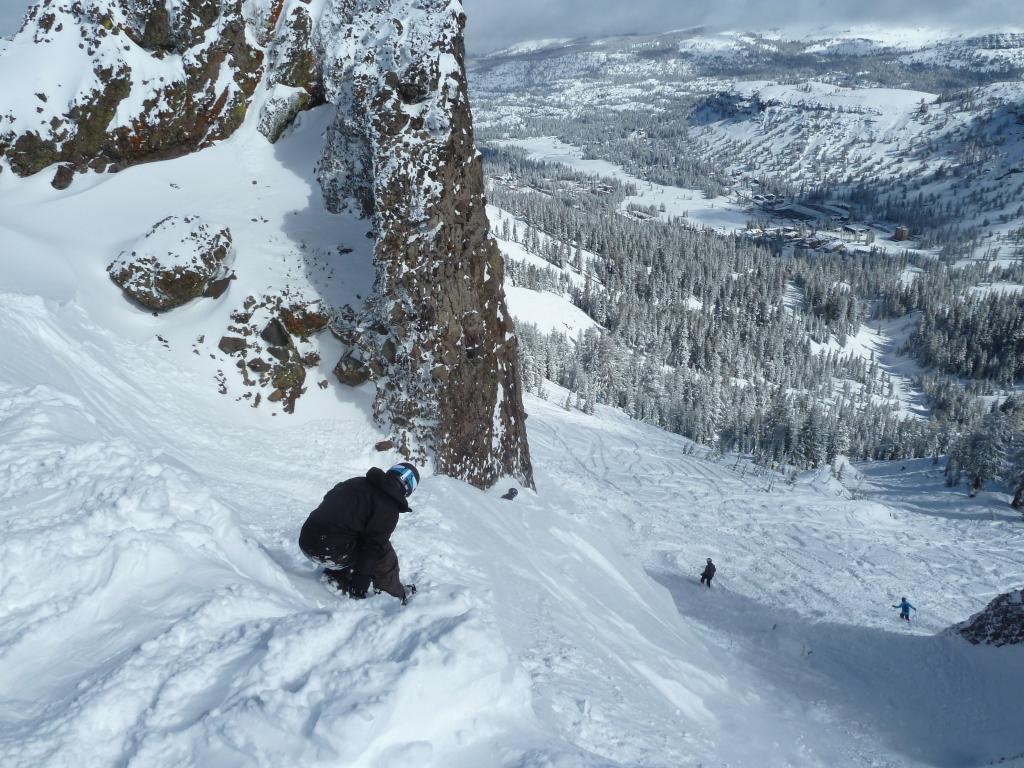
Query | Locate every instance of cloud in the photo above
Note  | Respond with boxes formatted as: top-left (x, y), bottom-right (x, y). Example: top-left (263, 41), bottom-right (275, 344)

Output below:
top-left (463, 0), bottom-right (1011, 54)
top-left (0, 1), bottom-right (1010, 55)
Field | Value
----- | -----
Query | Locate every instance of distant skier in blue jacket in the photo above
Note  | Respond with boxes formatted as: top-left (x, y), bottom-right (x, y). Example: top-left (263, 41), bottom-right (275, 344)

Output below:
top-left (892, 597), bottom-right (916, 621)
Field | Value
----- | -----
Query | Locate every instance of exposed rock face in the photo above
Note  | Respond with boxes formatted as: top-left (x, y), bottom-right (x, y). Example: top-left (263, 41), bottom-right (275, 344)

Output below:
top-left (316, 0), bottom-right (533, 488)
top-left (4, 0), bottom-right (535, 488)
top-left (108, 216), bottom-right (233, 310)
top-left (957, 589), bottom-right (1024, 647)
top-left (0, 0), bottom-right (265, 184)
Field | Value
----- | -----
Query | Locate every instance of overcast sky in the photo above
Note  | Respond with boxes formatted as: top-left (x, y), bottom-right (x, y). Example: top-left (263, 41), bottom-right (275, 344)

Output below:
top-left (464, 0), bottom-right (1009, 53)
top-left (1, 1), bottom-right (1010, 51)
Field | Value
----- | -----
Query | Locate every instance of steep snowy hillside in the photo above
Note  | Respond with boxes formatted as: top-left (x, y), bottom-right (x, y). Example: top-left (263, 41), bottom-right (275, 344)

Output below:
top-left (1, 80), bottom-right (1023, 767)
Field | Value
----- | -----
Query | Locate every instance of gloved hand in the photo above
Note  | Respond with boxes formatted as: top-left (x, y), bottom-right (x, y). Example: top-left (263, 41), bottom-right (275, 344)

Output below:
top-left (348, 572), bottom-right (371, 599)
top-left (401, 584), bottom-right (417, 606)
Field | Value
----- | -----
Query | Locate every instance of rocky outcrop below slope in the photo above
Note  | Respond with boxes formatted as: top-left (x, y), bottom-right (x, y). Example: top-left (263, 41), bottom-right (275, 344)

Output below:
top-left (218, 293), bottom-right (328, 413)
top-left (956, 589), bottom-right (1024, 647)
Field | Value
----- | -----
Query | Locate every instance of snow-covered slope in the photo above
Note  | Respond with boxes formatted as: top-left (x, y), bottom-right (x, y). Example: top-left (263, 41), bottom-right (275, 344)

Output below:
top-left (2, 92), bottom-right (1023, 767)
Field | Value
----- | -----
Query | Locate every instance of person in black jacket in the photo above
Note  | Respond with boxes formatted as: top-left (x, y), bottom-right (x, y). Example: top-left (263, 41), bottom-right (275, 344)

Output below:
top-left (299, 462), bottom-right (419, 604)
top-left (700, 558), bottom-right (716, 587)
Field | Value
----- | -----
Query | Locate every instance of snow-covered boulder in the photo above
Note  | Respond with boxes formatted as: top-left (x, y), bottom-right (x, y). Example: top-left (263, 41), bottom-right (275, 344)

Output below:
top-left (957, 589), bottom-right (1024, 646)
top-left (108, 216), bottom-right (233, 311)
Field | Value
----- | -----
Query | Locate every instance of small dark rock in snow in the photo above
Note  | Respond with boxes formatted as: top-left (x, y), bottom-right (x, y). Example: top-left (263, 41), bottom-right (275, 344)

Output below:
top-left (261, 318), bottom-right (291, 347)
top-left (51, 163), bottom-right (74, 190)
top-left (218, 336), bottom-right (247, 355)
top-left (203, 273), bottom-right (235, 299)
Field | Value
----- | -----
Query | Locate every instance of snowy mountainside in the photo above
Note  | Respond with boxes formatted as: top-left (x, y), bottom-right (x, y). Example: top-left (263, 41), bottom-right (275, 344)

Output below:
top-left (2, 94), bottom-right (1022, 767)
top-left (2, 288), bottom-right (1023, 766)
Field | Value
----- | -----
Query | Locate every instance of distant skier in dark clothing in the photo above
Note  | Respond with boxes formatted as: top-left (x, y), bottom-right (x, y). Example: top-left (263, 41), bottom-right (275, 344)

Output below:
top-left (700, 558), bottom-right (716, 587)
top-left (893, 597), bottom-right (916, 621)
top-left (299, 463), bottom-right (419, 604)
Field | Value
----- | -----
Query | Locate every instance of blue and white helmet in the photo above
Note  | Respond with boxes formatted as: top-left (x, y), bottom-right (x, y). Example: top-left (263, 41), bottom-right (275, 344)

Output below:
top-left (387, 462), bottom-right (420, 497)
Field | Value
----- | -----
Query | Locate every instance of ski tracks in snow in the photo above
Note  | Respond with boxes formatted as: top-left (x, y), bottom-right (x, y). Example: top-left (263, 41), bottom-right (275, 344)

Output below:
top-left (0, 302), bottom-right (546, 767)
top-left (528, 395), bottom-right (1024, 767)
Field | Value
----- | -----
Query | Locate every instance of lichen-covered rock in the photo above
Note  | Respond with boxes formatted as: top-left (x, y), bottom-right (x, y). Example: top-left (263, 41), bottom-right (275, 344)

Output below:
top-left (279, 299), bottom-right (330, 338)
top-left (956, 589), bottom-right (1024, 647)
top-left (335, 352), bottom-right (373, 387)
top-left (272, 358), bottom-right (306, 389)
top-left (108, 216), bottom-right (233, 311)
top-left (314, 0), bottom-right (534, 489)
top-left (0, 0), bottom-right (267, 182)
top-left (219, 291), bottom-right (324, 413)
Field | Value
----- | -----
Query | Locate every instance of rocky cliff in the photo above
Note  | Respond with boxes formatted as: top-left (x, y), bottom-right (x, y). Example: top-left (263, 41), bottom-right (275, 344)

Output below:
top-left (0, 0), bottom-right (534, 489)
top-left (313, 0), bottom-right (533, 488)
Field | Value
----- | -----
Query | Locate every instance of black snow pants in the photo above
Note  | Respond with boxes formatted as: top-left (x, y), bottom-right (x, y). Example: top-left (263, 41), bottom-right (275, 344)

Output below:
top-left (700, 573), bottom-right (714, 587)
top-left (298, 525), bottom-right (405, 599)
